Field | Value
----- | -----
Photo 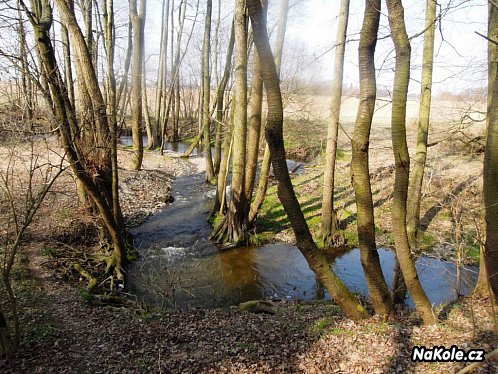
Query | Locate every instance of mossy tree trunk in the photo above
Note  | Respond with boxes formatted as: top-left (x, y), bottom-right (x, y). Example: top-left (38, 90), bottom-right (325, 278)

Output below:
top-left (129, 0), bottom-right (146, 170)
top-left (202, 0), bottom-right (215, 182)
top-left (30, 0), bottom-right (127, 279)
top-left (210, 0), bottom-right (248, 246)
top-left (244, 1), bottom-right (267, 215)
top-left (351, 0), bottom-right (393, 317)
top-left (321, 0), bottom-right (349, 248)
top-left (387, 0), bottom-right (436, 324)
top-left (213, 21), bottom-right (235, 175)
top-left (406, 0), bottom-right (437, 248)
top-left (247, 0), bottom-right (369, 321)
top-left (248, 0), bottom-right (289, 226)
top-left (482, 2), bottom-right (498, 302)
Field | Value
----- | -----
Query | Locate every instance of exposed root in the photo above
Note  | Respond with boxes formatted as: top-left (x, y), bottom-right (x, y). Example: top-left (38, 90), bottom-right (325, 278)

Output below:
top-left (73, 263), bottom-right (97, 290)
top-left (209, 213), bottom-right (248, 249)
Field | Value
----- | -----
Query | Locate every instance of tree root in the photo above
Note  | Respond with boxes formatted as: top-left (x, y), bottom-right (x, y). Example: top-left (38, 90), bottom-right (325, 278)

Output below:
top-left (209, 213), bottom-right (248, 249)
top-left (73, 263), bottom-right (98, 289)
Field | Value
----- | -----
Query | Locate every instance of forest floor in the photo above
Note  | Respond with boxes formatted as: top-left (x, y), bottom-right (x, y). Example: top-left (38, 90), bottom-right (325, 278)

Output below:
top-left (1, 97), bottom-right (497, 372)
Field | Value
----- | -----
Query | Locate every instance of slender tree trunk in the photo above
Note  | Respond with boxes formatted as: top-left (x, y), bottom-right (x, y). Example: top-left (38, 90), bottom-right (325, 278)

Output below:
top-left (202, 0), bottom-right (215, 182)
top-left (248, 0), bottom-right (289, 225)
top-left (143, 58), bottom-right (156, 149)
top-left (351, 0), bottom-right (393, 317)
top-left (321, 0), bottom-right (349, 248)
top-left (245, 1), bottom-right (267, 213)
top-left (0, 309), bottom-right (11, 354)
top-left (117, 19), bottom-right (132, 115)
top-left (129, 0), bottom-right (146, 170)
top-left (154, 0), bottom-right (170, 131)
top-left (213, 21), bottom-right (235, 174)
top-left (246, 0), bottom-right (368, 320)
top-left (387, 0), bottom-right (436, 324)
top-left (210, 0), bottom-right (248, 246)
top-left (103, 0), bottom-right (125, 229)
top-left (407, 0), bottom-right (437, 248)
top-left (483, 2), bottom-right (498, 302)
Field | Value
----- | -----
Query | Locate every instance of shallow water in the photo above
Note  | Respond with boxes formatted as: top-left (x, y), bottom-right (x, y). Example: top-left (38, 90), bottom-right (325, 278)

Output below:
top-left (126, 154), bottom-right (477, 309)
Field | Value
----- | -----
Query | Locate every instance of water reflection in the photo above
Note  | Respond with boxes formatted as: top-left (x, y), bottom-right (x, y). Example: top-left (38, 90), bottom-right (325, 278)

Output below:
top-left (127, 243), bottom-right (478, 309)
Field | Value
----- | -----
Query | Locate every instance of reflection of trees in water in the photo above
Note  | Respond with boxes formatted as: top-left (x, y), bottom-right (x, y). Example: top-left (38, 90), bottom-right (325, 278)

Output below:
top-left (219, 247), bottom-right (261, 300)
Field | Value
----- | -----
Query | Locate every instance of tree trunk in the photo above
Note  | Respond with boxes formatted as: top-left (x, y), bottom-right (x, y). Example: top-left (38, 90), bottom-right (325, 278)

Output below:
top-left (34, 0), bottom-right (127, 279)
top-left (247, 0), bottom-right (368, 321)
top-left (154, 0), bottom-right (170, 133)
top-left (103, 0), bottom-right (125, 229)
top-left (202, 0), bottom-right (215, 182)
top-left (387, 0), bottom-right (436, 324)
top-left (483, 2), bottom-right (498, 302)
top-left (244, 1), bottom-right (267, 212)
top-left (210, 0), bottom-right (248, 246)
top-left (406, 0), bottom-right (437, 248)
top-left (321, 0), bottom-right (349, 248)
top-left (351, 0), bottom-right (393, 317)
top-left (213, 21), bottom-right (235, 174)
top-left (248, 0), bottom-right (289, 226)
top-left (129, 0), bottom-right (146, 170)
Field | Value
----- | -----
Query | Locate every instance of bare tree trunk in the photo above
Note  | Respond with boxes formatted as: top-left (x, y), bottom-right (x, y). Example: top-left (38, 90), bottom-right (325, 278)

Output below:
top-left (247, 0), bottom-right (368, 320)
top-left (351, 0), bottom-right (393, 317)
top-left (321, 0), bottom-right (349, 248)
top-left (117, 19), bottom-right (132, 115)
top-left (387, 0), bottom-right (436, 324)
top-left (142, 58), bottom-right (157, 149)
top-left (244, 1), bottom-right (267, 213)
top-left (202, 0), bottom-right (215, 182)
top-left (129, 0), bottom-right (146, 170)
top-left (248, 0), bottom-right (289, 225)
top-left (483, 2), bottom-right (498, 302)
top-left (103, 0), bottom-right (125, 229)
top-left (407, 0), bottom-right (437, 248)
top-left (213, 21), bottom-right (235, 174)
top-left (210, 0), bottom-right (248, 246)
top-left (154, 0), bottom-right (170, 131)
top-left (30, 0), bottom-right (127, 279)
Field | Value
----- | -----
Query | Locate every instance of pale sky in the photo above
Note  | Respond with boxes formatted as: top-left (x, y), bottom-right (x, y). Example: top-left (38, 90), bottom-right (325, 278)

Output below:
top-left (282, 0), bottom-right (488, 94)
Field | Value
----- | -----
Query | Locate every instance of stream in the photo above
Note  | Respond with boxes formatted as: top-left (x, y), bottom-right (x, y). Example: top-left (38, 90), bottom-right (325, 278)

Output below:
top-left (125, 142), bottom-right (478, 310)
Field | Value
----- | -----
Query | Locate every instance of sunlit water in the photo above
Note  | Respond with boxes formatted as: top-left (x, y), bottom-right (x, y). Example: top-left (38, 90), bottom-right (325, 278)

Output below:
top-left (125, 150), bottom-right (477, 309)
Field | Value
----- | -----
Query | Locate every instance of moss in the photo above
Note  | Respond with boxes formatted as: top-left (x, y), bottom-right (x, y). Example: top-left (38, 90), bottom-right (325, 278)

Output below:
top-left (418, 231), bottom-right (436, 250)
top-left (77, 287), bottom-right (93, 302)
top-left (311, 318), bottom-right (334, 335)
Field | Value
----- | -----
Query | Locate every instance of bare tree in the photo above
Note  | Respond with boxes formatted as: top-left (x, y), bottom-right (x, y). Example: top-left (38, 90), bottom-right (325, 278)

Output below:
top-left (201, 0), bottom-right (215, 182)
top-left (482, 0), bottom-right (498, 301)
top-left (351, 0), bottom-right (393, 317)
top-left (321, 0), bottom-right (349, 248)
top-left (407, 0), bottom-right (438, 248)
top-left (129, 0), bottom-right (146, 170)
top-left (210, 0), bottom-right (248, 246)
top-left (247, 0), bottom-right (368, 321)
top-left (387, 0), bottom-right (436, 324)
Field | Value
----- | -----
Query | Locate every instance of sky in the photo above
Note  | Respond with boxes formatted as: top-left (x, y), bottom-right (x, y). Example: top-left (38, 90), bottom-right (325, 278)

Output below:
top-left (278, 0), bottom-right (488, 94)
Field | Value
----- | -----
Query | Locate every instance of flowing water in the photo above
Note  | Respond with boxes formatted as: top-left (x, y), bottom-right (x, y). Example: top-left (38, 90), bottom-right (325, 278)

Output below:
top-left (125, 148), bottom-right (477, 309)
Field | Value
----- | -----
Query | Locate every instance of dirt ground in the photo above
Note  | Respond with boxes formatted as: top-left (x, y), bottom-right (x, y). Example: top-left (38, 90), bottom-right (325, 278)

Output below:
top-left (1, 96), bottom-right (497, 373)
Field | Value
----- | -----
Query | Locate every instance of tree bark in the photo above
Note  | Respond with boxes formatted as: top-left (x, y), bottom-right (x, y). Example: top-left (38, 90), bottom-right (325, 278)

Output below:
top-left (248, 0), bottom-right (289, 226)
top-left (321, 0), bottom-right (349, 248)
top-left (129, 0), bottom-right (146, 170)
top-left (244, 1), bottom-right (267, 213)
top-left (387, 0), bottom-right (436, 324)
top-left (351, 0), bottom-right (393, 317)
top-left (213, 21), bottom-right (235, 174)
top-left (407, 0), bottom-right (437, 248)
top-left (202, 0), bottom-right (215, 182)
top-left (483, 2), bottom-right (498, 302)
top-left (210, 0), bottom-right (248, 246)
top-left (247, 0), bottom-right (368, 321)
